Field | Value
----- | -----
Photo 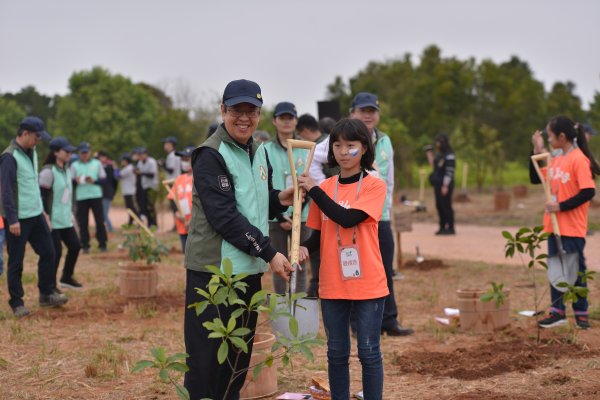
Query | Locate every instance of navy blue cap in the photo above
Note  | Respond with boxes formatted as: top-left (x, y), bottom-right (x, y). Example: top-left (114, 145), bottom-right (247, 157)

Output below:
top-left (120, 152), bottom-right (132, 162)
top-left (175, 145), bottom-right (195, 158)
top-left (351, 92), bottom-right (380, 111)
top-left (138, 146), bottom-right (148, 154)
top-left (49, 137), bottom-right (77, 152)
top-left (161, 136), bottom-right (178, 144)
top-left (19, 116), bottom-right (51, 141)
top-left (582, 123), bottom-right (597, 136)
top-left (78, 141), bottom-right (91, 153)
top-left (222, 79), bottom-right (263, 107)
top-left (274, 102), bottom-right (298, 118)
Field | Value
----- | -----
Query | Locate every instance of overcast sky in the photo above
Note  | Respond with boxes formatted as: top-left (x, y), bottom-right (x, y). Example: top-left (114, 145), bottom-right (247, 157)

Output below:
top-left (1, 0), bottom-right (599, 118)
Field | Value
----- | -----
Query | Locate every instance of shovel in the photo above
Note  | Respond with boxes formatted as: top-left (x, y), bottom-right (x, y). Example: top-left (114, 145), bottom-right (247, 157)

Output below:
top-left (286, 139), bottom-right (316, 314)
top-left (531, 153), bottom-right (579, 292)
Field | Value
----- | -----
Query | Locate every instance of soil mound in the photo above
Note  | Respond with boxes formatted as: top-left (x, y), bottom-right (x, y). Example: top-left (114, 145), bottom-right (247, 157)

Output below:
top-left (403, 259), bottom-right (450, 270)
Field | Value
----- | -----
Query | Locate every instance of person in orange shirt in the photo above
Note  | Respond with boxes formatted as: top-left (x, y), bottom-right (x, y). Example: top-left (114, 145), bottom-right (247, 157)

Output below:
top-left (298, 118), bottom-right (389, 400)
top-left (531, 116), bottom-right (600, 330)
top-left (167, 146), bottom-right (194, 252)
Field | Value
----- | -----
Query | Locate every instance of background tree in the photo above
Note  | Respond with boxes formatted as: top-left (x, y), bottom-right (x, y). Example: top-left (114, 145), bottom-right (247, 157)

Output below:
top-left (2, 86), bottom-right (57, 122)
top-left (546, 81), bottom-right (585, 122)
top-left (0, 97), bottom-right (25, 146)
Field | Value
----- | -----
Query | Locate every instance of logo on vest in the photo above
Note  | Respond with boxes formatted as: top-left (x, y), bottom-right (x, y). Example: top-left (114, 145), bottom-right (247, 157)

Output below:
top-left (218, 175), bottom-right (231, 191)
top-left (259, 165), bottom-right (267, 180)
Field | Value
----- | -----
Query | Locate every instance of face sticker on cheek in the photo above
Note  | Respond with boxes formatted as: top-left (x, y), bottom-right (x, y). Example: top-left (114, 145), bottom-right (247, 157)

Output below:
top-left (349, 148), bottom-right (360, 157)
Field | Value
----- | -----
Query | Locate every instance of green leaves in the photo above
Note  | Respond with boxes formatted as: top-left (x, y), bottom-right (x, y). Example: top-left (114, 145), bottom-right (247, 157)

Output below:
top-left (479, 281), bottom-right (506, 308)
top-left (121, 224), bottom-right (169, 265)
top-left (217, 341), bottom-right (229, 365)
top-left (132, 348), bottom-right (190, 400)
top-left (502, 225), bottom-right (548, 269)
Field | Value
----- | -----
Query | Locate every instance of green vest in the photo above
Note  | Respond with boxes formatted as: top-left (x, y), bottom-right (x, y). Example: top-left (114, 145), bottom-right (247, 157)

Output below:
top-left (374, 131), bottom-right (393, 221)
top-left (3, 142), bottom-right (43, 219)
top-left (72, 159), bottom-right (103, 200)
top-left (264, 137), bottom-right (309, 222)
top-left (48, 165), bottom-right (73, 229)
top-left (185, 126), bottom-right (270, 275)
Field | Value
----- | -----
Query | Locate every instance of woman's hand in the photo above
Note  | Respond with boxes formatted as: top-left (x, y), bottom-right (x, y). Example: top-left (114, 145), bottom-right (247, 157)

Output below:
top-left (296, 246), bottom-right (309, 264)
top-left (532, 130), bottom-right (546, 154)
top-left (297, 173), bottom-right (316, 192)
top-left (278, 186), bottom-right (295, 206)
top-left (441, 185), bottom-right (449, 196)
top-left (545, 201), bottom-right (560, 213)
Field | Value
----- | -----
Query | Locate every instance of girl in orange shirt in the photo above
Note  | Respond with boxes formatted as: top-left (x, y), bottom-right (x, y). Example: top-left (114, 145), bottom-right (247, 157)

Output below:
top-left (531, 116), bottom-right (600, 329)
top-left (167, 146), bottom-right (194, 252)
top-left (298, 118), bottom-right (389, 400)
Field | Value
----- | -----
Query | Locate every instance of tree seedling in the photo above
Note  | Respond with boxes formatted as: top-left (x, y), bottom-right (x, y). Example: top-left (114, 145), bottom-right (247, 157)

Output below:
top-left (480, 281), bottom-right (506, 309)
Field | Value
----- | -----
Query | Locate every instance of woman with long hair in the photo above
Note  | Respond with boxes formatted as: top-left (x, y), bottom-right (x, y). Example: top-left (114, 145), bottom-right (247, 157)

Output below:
top-left (531, 116), bottom-right (600, 329)
top-left (39, 137), bottom-right (83, 289)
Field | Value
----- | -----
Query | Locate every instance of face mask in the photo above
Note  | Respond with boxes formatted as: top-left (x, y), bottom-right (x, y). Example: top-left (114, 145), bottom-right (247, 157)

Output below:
top-left (181, 161), bottom-right (191, 172)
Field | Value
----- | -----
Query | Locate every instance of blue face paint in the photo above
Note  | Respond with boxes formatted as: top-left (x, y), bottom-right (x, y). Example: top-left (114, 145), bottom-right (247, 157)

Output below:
top-left (349, 148), bottom-right (360, 157)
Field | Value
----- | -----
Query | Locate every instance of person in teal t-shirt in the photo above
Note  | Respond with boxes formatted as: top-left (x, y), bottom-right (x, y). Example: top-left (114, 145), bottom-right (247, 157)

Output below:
top-left (40, 137), bottom-right (83, 290)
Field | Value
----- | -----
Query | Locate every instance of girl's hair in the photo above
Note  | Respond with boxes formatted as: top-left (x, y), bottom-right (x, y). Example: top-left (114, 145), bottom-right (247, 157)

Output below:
top-left (549, 115), bottom-right (600, 178)
top-left (435, 133), bottom-right (453, 155)
top-left (43, 150), bottom-right (58, 166)
top-left (327, 118), bottom-right (375, 170)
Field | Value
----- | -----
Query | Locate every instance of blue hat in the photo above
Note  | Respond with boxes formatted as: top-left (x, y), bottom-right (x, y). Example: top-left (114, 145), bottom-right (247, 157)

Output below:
top-left (274, 102), bottom-right (298, 118)
top-left (222, 79), bottom-right (263, 107)
top-left (161, 136), bottom-right (178, 144)
top-left (78, 141), bottom-right (91, 153)
top-left (49, 137), bottom-right (77, 152)
top-left (19, 116), bottom-right (51, 141)
top-left (351, 92), bottom-right (380, 111)
top-left (176, 145), bottom-right (195, 158)
top-left (582, 124), bottom-right (597, 136)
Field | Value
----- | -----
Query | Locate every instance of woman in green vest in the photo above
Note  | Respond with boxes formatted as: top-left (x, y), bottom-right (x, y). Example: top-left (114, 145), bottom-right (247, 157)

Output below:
top-left (39, 137), bottom-right (83, 289)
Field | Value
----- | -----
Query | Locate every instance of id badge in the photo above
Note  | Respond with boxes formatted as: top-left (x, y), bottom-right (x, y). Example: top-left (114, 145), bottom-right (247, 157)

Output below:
top-left (61, 188), bottom-right (70, 204)
top-left (338, 245), bottom-right (361, 280)
top-left (285, 173), bottom-right (293, 189)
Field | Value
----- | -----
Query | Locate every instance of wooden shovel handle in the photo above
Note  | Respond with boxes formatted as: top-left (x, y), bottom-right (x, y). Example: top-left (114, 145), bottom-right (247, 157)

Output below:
top-left (286, 139), bottom-right (316, 267)
top-left (530, 152), bottom-right (561, 236)
top-left (162, 179), bottom-right (185, 217)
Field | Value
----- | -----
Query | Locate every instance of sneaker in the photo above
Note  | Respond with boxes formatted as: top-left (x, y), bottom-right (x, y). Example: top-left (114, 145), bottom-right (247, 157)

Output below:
top-left (39, 292), bottom-right (69, 307)
top-left (54, 287), bottom-right (64, 295)
top-left (82, 248), bottom-right (90, 254)
top-left (99, 247), bottom-right (107, 253)
top-left (576, 316), bottom-right (591, 330)
top-left (538, 312), bottom-right (567, 328)
top-left (60, 278), bottom-right (83, 290)
top-left (12, 305), bottom-right (30, 318)
top-left (382, 323), bottom-right (415, 336)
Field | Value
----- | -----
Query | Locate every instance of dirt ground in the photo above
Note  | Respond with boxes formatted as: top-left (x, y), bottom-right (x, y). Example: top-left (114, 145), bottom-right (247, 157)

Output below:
top-left (1, 188), bottom-right (600, 399)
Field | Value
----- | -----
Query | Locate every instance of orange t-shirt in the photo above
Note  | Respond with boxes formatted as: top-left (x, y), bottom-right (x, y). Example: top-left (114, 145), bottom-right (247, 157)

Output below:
top-left (306, 173), bottom-right (389, 300)
top-left (0, 216), bottom-right (4, 230)
top-left (167, 173), bottom-right (193, 235)
top-left (542, 148), bottom-right (596, 237)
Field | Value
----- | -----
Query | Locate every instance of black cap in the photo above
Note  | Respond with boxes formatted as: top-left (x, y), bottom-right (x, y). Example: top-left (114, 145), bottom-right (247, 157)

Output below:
top-left (161, 136), bottom-right (178, 144)
top-left (351, 92), bottom-right (380, 111)
top-left (582, 123), bottom-right (598, 136)
top-left (138, 146), bottom-right (148, 154)
top-left (131, 147), bottom-right (142, 155)
top-left (175, 145), bottom-right (195, 158)
top-left (273, 102), bottom-right (298, 118)
top-left (222, 79), bottom-right (263, 107)
top-left (120, 152), bottom-right (132, 162)
top-left (49, 137), bottom-right (77, 152)
top-left (78, 141), bottom-right (91, 153)
top-left (19, 116), bottom-right (51, 141)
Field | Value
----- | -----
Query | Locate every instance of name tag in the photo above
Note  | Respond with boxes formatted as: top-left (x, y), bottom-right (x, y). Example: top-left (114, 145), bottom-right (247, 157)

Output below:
top-left (338, 245), bottom-right (361, 280)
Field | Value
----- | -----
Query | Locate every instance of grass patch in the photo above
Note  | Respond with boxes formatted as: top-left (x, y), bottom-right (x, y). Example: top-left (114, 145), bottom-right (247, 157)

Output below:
top-left (22, 272), bottom-right (37, 285)
top-left (85, 341), bottom-right (130, 379)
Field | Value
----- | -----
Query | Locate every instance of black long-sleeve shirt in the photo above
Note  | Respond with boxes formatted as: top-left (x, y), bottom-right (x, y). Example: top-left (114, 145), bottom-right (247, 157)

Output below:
top-left (193, 139), bottom-right (287, 263)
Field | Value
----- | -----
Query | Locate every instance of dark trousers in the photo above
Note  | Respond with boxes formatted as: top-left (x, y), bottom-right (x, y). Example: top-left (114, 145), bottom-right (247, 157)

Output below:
top-left (307, 245), bottom-right (321, 298)
top-left (6, 214), bottom-right (55, 309)
top-left (124, 195), bottom-right (139, 225)
top-left (76, 197), bottom-right (107, 250)
top-left (434, 184), bottom-right (454, 230)
top-left (52, 227), bottom-right (81, 282)
top-left (548, 235), bottom-right (589, 315)
top-left (139, 189), bottom-right (157, 227)
top-left (184, 269), bottom-right (261, 400)
top-left (350, 221), bottom-right (399, 332)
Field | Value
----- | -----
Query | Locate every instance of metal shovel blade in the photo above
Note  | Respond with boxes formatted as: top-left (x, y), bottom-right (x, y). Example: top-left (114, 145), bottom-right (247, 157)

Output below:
top-left (547, 251), bottom-right (579, 292)
top-left (288, 265), bottom-right (298, 315)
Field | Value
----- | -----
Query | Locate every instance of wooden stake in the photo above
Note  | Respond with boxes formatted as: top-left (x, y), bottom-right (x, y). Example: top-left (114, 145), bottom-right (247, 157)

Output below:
top-left (127, 209), bottom-right (155, 238)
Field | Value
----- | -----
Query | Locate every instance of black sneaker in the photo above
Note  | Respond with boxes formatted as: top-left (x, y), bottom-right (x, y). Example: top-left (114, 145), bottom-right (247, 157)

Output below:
top-left (82, 248), bottom-right (90, 254)
top-left (39, 292), bottom-right (69, 307)
top-left (12, 305), bottom-right (31, 318)
top-left (60, 278), bottom-right (83, 290)
top-left (576, 316), bottom-right (591, 330)
top-left (538, 312), bottom-right (567, 328)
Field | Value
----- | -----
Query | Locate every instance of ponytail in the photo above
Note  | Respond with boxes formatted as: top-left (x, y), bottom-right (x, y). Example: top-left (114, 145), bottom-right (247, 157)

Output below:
top-left (43, 151), bottom-right (57, 167)
top-left (575, 123), bottom-right (600, 178)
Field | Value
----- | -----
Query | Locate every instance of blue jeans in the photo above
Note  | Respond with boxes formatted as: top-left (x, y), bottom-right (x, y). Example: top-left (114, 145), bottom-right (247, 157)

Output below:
top-left (321, 297), bottom-right (385, 400)
top-left (548, 235), bottom-right (588, 315)
top-left (102, 198), bottom-right (113, 232)
top-left (0, 228), bottom-right (5, 275)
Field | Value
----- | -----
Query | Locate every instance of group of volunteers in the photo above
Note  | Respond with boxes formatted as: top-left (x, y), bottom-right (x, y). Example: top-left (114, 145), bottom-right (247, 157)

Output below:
top-left (1, 77), bottom-right (597, 400)
top-left (0, 116), bottom-right (194, 318)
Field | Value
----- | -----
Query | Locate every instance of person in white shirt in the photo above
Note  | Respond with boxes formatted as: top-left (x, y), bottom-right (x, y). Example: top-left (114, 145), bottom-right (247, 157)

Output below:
top-left (118, 153), bottom-right (139, 225)
top-left (136, 148), bottom-right (159, 227)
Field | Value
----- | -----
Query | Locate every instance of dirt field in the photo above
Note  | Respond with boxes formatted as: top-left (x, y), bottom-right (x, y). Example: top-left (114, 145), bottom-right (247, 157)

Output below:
top-left (1, 188), bottom-right (600, 399)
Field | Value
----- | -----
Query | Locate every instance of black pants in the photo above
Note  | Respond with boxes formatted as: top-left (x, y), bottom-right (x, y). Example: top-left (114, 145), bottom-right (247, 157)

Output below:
top-left (6, 215), bottom-right (55, 309)
top-left (76, 197), bottom-right (107, 250)
top-left (350, 220), bottom-right (399, 331)
top-left (139, 189), bottom-right (157, 227)
top-left (184, 269), bottom-right (261, 400)
top-left (123, 195), bottom-right (139, 225)
top-left (307, 246), bottom-right (321, 298)
top-left (434, 184), bottom-right (454, 230)
top-left (52, 227), bottom-right (81, 282)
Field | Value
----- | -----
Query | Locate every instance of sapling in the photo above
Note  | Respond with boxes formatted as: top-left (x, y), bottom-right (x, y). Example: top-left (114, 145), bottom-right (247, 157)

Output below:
top-left (480, 281), bottom-right (506, 309)
top-left (557, 270), bottom-right (596, 343)
top-left (121, 224), bottom-right (169, 265)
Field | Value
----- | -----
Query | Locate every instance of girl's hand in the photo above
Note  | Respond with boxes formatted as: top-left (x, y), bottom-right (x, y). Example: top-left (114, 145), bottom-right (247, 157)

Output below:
top-left (545, 201), bottom-right (560, 213)
top-left (441, 186), bottom-right (449, 196)
top-left (532, 130), bottom-right (546, 154)
top-left (297, 174), bottom-right (316, 192)
top-left (296, 246), bottom-right (309, 263)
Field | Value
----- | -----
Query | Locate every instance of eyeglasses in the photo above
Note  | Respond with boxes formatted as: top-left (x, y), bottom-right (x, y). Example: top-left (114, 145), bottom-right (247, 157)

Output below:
top-left (227, 108), bottom-right (260, 118)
